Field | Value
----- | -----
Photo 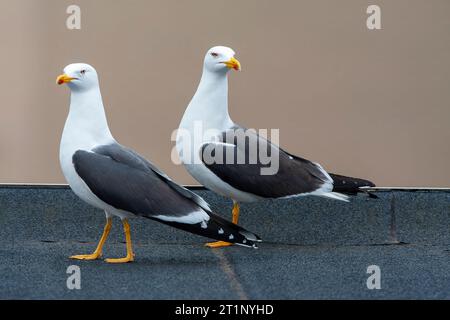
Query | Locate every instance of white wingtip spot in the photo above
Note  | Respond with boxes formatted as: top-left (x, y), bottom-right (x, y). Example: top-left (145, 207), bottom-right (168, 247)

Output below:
top-left (229, 234), bottom-right (234, 240)
top-left (218, 228), bottom-right (224, 234)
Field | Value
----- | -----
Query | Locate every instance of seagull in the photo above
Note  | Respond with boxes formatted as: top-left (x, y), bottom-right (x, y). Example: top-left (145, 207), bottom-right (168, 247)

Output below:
top-left (177, 46), bottom-right (376, 248)
top-left (57, 63), bottom-right (261, 263)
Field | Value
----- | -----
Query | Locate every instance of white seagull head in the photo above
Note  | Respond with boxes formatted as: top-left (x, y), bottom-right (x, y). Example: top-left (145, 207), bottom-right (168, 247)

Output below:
top-left (56, 63), bottom-right (99, 92)
top-left (203, 46), bottom-right (241, 73)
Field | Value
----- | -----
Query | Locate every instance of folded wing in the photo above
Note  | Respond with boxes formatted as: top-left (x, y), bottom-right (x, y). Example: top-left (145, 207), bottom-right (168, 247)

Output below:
top-left (72, 143), bottom-right (261, 247)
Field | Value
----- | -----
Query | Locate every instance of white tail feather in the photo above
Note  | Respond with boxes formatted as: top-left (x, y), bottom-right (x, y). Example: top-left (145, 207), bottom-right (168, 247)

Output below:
top-left (320, 192), bottom-right (350, 202)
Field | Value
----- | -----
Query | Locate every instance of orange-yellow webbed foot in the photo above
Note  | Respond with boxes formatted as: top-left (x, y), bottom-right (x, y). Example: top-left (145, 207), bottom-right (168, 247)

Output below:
top-left (104, 219), bottom-right (135, 263)
top-left (69, 217), bottom-right (112, 261)
top-left (205, 241), bottom-right (233, 248)
top-left (105, 253), bottom-right (135, 264)
top-left (70, 253), bottom-right (102, 260)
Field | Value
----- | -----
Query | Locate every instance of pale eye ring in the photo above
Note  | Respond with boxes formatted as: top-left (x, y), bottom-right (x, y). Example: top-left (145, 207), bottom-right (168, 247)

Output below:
top-left (210, 52), bottom-right (218, 58)
top-left (80, 70), bottom-right (86, 75)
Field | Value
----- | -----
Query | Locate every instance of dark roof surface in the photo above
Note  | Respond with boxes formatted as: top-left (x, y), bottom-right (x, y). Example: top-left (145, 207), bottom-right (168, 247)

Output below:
top-left (0, 185), bottom-right (449, 299)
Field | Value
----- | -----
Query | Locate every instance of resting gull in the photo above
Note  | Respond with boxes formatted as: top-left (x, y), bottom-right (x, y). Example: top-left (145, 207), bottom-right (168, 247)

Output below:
top-left (57, 63), bottom-right (261, 263)
top-left (176, 46), bottom-right (376, 248)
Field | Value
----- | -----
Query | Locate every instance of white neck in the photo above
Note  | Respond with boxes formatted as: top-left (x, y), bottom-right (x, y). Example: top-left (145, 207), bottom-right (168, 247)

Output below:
top-left (61, 87), bottom-right (114, 153)
top-left (179, 67), bottom-right (234, 132)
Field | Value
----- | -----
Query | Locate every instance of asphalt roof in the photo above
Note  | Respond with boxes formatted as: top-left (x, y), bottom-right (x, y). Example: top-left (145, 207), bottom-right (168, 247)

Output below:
top-left (0, 185), bottom-right (449, 299)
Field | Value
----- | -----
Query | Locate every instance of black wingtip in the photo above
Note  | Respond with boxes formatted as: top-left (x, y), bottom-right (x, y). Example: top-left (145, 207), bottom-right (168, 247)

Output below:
top-left (204, 212), bottom-right (262, 248)
top-left (236, 230), bottom-right (262, 248)
top-left (329, 173), bottom-right (377, 198)
top-left (364, 180), bottom-right (376, 188)
top-left (151, 212), bottom-right (262, 248)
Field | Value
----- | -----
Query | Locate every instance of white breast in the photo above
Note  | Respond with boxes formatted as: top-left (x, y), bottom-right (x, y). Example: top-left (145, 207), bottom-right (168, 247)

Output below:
top-left (60, 120), bottom-right (108, 209)
top-left (177, 66), bottom-right (261, 203)
top-left (59, 89), bottom-right (116, 211)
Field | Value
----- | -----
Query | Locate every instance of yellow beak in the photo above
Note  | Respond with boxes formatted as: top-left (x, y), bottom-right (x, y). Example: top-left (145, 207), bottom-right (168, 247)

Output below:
top-left (56, 74), bottom-right (76, 85)
top-left (223, 57), bottom-right (241, 71)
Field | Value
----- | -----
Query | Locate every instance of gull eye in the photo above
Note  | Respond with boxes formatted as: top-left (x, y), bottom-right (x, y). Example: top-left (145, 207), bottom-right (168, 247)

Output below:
top-left (80, 70), bottom-right (86, 75)
top-left (210, 52), bottom-right (218, 58)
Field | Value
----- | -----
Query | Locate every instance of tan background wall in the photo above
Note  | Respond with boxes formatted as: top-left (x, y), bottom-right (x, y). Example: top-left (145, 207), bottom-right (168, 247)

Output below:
top-left (0, 0), bottom-right (449, 187)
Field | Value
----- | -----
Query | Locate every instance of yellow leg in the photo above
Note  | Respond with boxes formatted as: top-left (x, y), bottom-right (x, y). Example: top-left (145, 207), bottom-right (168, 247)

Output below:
top-left (231, 202), bottom-right (240, 224)
top-left (105, 219), bottom-right (135, 263)
top-left (70, 217), bottom-right (112, 260)
top-left (205, 202), bottom-right (240, 248)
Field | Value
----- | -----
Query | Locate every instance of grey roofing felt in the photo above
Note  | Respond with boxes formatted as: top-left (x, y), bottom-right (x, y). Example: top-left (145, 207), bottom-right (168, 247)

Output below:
top-left (0, 185), bottom-right (449, 299)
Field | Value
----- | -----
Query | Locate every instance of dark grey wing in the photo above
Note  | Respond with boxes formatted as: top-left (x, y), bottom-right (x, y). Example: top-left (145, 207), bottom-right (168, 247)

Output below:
top-left (73, 147), bottom-right (202, 219)
top-left (93, 144), bottom-right (211, 212)
top-left (72, 143), bottom-right (262, 247)
top-left (200, 127), bottom-right (332, 198)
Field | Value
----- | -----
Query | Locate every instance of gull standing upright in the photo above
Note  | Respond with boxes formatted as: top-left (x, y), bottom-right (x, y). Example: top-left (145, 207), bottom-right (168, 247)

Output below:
top-left (57, 63), bottom-right (261, 263)
top-left (177, 46), bottom-right (376, 248)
